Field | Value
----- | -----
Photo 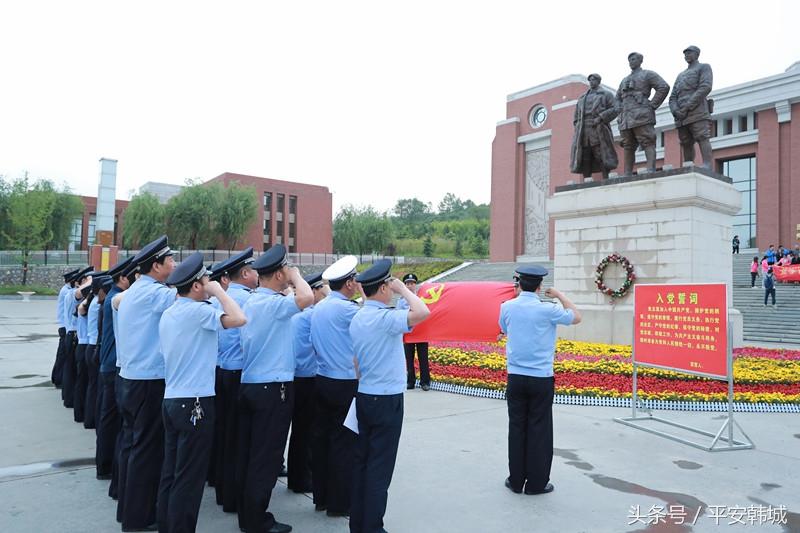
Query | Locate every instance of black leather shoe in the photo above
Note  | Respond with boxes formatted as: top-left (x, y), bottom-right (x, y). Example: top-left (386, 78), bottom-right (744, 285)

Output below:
top-left (121, 524), bottom-right (158, 532)
top-left (96, 473), bottom-right (112, 480)
top-left (326, 510), bottom-right (349, 518)
top-left (314, 503), bottom-right (327, 512)
top-left (421, 383), bottom-right (430, 391)
top-left (525, 482), bottom-right (554, 495)
top-left (504, 477), bottom-right (522, 494)
top-left (267, 522), bottom-right (292, 533)
top-left (406, 384), bottom-right (415, 390)
top-left (278, 465), bottom-right (287, 477)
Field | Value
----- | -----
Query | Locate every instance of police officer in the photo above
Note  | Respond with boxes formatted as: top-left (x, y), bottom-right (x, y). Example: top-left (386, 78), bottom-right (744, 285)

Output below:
top-left (116, 235), bottom-right (177, 531)
top-left (75, 271), bottom-right (103, 423)
top-left (349, 260), bottom-right (430, 533)
top-left (397, 273), bottom-right (431, 391)
top-left (85, 274), bottom-right (112, 429)
top-left (53, 268), bottom-right (79, 387)
top-left (310, 255), bottom-right (360, 517)
top-left (237, 244), bottom-right (313, 533)
top-left (208, 247), bottom-right (257, 515)
top-left (62, 266), bottom-right (94, 409)
top-left (96, 257), bottom-right (134, 486)
top-left (669, 45), bottom-right (714, 168)
top-left (157, 252), bottom-right (246, 533)
top-left (287, 272), bottom-right (328, 494)
top-left (499, 266), bottom-right (581, 495)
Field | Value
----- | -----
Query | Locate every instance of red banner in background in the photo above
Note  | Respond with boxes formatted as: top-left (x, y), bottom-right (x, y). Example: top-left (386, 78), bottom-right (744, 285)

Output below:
top-left (633, 283), bottom-right (728, 379)
top-left (403, 281), bottom-right (517, 343)
top-left (773, 265), bottom-right (800, 282)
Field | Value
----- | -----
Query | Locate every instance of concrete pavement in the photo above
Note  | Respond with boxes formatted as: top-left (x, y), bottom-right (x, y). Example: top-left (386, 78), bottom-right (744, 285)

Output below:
top-left (0, 299), bottom-right (798, 532)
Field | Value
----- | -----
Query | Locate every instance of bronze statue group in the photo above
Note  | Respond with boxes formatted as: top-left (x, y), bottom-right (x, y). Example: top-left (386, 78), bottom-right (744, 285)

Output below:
top-left (570, 46), bottom-right (714, 180)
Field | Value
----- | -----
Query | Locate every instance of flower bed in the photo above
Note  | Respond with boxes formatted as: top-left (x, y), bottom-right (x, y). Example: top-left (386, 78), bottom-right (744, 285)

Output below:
top-left (426, 340), bottom-right (800, 405)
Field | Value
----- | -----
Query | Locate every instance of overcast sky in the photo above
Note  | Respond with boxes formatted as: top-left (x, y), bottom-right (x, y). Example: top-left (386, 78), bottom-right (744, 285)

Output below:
top-left (1, 1), bottom-right (797, 215)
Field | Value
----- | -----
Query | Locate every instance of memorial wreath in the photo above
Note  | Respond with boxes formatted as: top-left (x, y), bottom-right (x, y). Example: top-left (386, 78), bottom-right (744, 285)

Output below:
top-left (594, 253), bottom-right (636, 299)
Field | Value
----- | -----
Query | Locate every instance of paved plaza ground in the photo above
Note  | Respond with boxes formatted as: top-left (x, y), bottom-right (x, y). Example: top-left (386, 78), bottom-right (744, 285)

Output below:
top-left (0, 299), bottom-right (797, 532)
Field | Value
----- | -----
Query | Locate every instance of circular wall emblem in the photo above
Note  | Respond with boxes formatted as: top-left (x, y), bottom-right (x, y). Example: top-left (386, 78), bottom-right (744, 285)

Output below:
top-left (529, 105), bottom-right (548, 129)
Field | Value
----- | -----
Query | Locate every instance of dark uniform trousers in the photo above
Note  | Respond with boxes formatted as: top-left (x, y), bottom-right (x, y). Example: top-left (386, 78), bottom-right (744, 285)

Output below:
top-left (403, 342), bottom-right (430, 388)
top-left (207, 368), bottom-right (222, 490)
top-left (61, 331), bottom-right (77, 407)
top-left (158, 397), bottom-right (215, 533)
top-left (237, 381), bottom-right (294, 533)
top-left (73, 343), bottom-right (89, 422)
top-left (350, 393), bottom-right (403, 533)
top-left (96, 370), bottom-right (121, 478)
top-left (312, 376), bottom-right (358, 514)
top-left (214, 368), bottom-right (242, 512)
top-left (52, 326), bottom-right (67, 387)
top-left (118, 377), bottom-right (166, 530)
top-left (506, 374), bottom-right (554, 493)
top-left (287, 376), bottom-right (315, 493)
top-left (84, 344), bottom-right (100, 429)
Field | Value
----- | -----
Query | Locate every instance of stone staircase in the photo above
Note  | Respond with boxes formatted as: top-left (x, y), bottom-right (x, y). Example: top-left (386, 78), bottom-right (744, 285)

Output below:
top-left (441, 254), bottom-right (800, 344)
top-left (732, 250), bottom-right (800, 343)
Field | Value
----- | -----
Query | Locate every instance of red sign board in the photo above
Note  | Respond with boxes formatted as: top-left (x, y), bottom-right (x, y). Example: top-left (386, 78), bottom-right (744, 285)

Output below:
top-left (633, 283), bottom-right (728, 379)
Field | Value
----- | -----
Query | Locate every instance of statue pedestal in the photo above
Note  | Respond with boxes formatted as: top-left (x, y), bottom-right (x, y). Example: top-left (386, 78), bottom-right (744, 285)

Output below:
top-left (546, 167), bottom-right (743, 346)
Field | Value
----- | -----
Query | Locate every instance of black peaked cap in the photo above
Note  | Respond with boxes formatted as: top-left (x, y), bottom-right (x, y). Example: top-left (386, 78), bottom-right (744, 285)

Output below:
top-left (356, 259), bottom-right (393, 287)
top-left (166, 252), bottom-right (206, 287)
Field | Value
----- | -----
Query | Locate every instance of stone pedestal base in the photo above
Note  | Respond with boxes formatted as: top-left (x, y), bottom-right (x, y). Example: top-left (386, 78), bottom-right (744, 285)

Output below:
top-left (547, 168), bottom-right (743, 346)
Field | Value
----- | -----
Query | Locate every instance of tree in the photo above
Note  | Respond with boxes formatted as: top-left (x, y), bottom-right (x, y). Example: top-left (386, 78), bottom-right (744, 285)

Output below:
top-left (41, 181), bottom-right (83, 249)
top-left (469, 234), bottom-right (488, 256)
top-left (454, 237), bottom-right (464, 258)
top-left (392, 197), bottom-right (432, 239)
top-left (217, 181), bottom-right (258, 251)
top-left (2, 176), bottom-right (55, 284)
top-left (423, 234), bottom-right (434, 257)
top-left (438, 193), bottom-right (465, 220)
top-left (333, 204), bottom-right (393, 255)
top-left (123, 192), bottom-right (165, 249)
top-left (165, 182), bottom-right (222, 249)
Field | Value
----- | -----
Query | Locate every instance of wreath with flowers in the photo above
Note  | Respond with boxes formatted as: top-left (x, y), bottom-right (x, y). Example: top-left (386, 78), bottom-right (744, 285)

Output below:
top-left (594, 253), bottom-right (636, 299)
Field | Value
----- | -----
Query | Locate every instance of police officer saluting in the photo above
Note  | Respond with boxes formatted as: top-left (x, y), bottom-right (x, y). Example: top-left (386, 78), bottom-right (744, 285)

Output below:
top-left (349, 260), bottom-right (430, 533)
top-left (499, 265), bottom-right (581, 495)
top-left (53, 268), bottom-right (79, 387)
top-left (310, 255), bottom-right (360, 518)
top-left (238, 244), bottom-right (313, 533)
top-left (397, 273), bottom-right (431, 391)
top-left (157, 252), bottom-right (246, 533)
top-left (96, 257), bottom-right (134, 485)
top-left (208, 247), bottom-right (257, 515)
top-left (287, 271), bottom-right (328, 494)
top-left (116, 235), bottom-right (176, 531)
top-left (62, 266), bottom-right (94, 409)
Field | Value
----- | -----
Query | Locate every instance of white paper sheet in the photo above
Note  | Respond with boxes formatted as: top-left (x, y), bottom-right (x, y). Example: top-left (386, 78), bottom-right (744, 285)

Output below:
top-left (343, 397), bottom-right (359, 434)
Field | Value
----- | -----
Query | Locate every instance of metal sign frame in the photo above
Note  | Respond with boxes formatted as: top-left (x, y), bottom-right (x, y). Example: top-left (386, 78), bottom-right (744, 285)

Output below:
top-left (615, 284), bottom-right (754, 452)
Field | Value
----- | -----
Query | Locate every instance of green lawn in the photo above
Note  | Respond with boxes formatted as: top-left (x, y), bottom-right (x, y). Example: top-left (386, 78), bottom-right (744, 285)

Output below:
top-left (392, 237), bottom-right (488, 259)
top-left (0, 284), bottom-right (58, 296)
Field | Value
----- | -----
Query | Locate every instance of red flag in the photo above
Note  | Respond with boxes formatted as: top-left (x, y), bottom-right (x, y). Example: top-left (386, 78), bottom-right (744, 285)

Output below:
top-left (773, 265), bottom-right (800, 282)
top-left (403, 281), bottom-right (517, 343)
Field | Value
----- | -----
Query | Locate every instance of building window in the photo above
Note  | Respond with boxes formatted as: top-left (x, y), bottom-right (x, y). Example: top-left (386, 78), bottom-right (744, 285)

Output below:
top-left (723, 118), bottom-right (733, 136)
top-left (288, 195), bottom-right (297, 252)
top-left (264, 192), bottom-right (272, 220)
top-left (69, 217), bottom-right (83, 251)
top-left (739, 115), bottom-right (748, 133)
top-left (721, 156), bottom-right (757, 248)
top-left (87, 215), bottom-right (97, 246)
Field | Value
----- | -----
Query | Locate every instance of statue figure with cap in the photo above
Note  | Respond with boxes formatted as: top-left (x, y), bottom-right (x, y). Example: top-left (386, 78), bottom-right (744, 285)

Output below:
top-left (569, 73), bottom-right (619, 180)
top-left (669, 45), bottom-right (714, 169)
top-left (616, 52), bottom-right (670, 176)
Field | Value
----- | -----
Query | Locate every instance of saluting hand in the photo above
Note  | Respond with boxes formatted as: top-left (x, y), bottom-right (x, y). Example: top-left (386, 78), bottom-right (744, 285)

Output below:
top-left (544, 288), bottom-right (562, 299)
top-left (205, 280), bottom-right (223, 298)
top-left (388, 278), bottom-right (406, 294)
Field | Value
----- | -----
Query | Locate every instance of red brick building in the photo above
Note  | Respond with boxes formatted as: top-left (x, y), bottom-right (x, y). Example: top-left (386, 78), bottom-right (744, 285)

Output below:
top-left (490, 62), bottom-right (800, 261)
top-left (76, 173), bottom-right (332, 253)
top-left (206, 172), bottom-right (333, 253)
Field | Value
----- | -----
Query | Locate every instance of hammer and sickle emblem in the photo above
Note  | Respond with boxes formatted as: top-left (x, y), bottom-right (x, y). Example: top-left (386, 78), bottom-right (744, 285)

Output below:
top-left (419, 283), bottom-right (445, 305)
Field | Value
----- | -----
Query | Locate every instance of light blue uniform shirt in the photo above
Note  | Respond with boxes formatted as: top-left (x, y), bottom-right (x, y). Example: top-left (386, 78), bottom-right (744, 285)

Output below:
top-left (63, 288), bottom-right (80, 332)
top-left (77, 309), bottom-right (89, 344)
top-left (292, 306), bottom-right (317, 378)
top-left (57, 284), bottom-right (70, 328)
top-left (498, 292), bottom-right (574, 378)
top-left (241, 287), bottom-right (301, 383)
top-left (159, 297), bottom-right (224, 399)
top-left (395, 297), bottom-right (409, 310)
top-left (216, 283), bottom-right (252, 370)
top-left (87, 298), bottom-right (101, 345)
top-left (350, 300), bottom-right (410, 395)
top-left (118, 275), bottom-right (177, 380)
top-left (311, 292), bottom-right (359, 380)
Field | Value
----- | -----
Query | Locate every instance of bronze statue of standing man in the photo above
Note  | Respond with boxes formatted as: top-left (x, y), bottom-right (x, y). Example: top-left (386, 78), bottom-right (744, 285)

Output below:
top-left (669, 45), bottom-right (713, 169)
top-left (616, 52), bottom-right (669, 176)
top-left (570, 74), bottom-right (619, 180)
